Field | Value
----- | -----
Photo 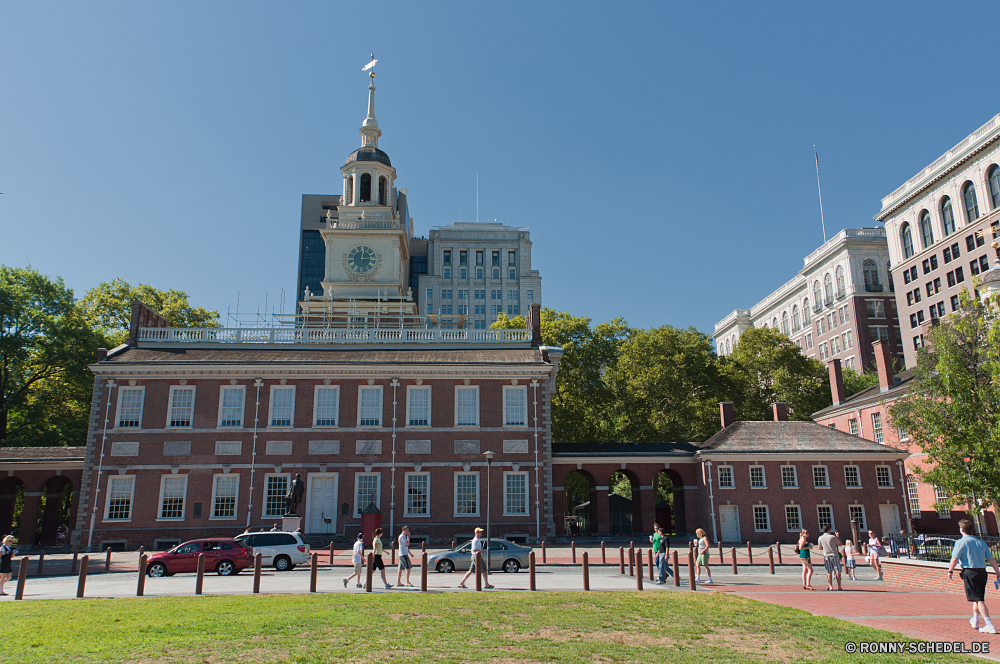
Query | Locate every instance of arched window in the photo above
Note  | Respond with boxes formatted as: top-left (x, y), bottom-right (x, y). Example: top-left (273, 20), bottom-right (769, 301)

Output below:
top-left (824, 273), bottom-right (833, 304)
top-left (813, 282), bottom-right (822, 310)
top-left (772, 317), bottom-right (778, 329)
top-left (792, 305), bottom-right (800, 331)
top-left (781, 311), bottom-right (789, 334)
top-left (919, 210), bottom-right (934, 249)
top-left (725, 338), bottom-right (731, 355)
top-left (803, 298), bottom-right (811, 322)
top-left (378, 176), bottom-right (387, 206)
top-left (940, 197), bottom-right (955, 236)
top-left (900, 223), bottom-right (914, 259)
top-left (835, 266), bottom-right (846, 298)
top-left (989, 165), bottom-right (1000, 209)
top-left (886, 260), bottom-right (894, 292)
top-left (862, 259), bottom-right (880, 291)
top-left (963, 181), bottom-right (979, 222)
top-left (345, 176), bottom-right (354, 205)
top-left (731, 335), bottom-right (737, 351)
top-left (360, 173), bottom-right (372, 202)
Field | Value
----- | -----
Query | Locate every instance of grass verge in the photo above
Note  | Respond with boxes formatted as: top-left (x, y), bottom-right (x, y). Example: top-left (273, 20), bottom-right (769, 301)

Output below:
top-left (0, 590), bottom-right (981, 663)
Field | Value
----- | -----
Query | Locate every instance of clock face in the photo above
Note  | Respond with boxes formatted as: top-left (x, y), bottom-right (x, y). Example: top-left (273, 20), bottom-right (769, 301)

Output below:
top-left (347, 245), bottom-right (377, 273)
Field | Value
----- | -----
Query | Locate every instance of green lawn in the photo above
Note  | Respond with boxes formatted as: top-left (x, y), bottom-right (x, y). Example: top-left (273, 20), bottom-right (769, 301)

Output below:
top-left (0, 591), bottom-right (979, 663)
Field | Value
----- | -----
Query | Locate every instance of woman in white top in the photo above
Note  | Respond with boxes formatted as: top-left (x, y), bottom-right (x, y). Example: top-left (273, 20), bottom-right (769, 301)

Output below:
top-left (867, 531), bottom-right (884, 580)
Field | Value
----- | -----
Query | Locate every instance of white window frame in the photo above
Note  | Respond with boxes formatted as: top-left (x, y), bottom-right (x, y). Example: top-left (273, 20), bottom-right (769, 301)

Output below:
top-left (849, 418), bottom-right (859, 436)
top-left (906, 475), bottom-right (921, 515)
top-left (784, 504), bottom-right (802, 532)
top-left (262, 473), bottom-right (291, 518)
top-left (357, 385), bottom-right (384, 428)
top-left (268, 385), bottom-right (296, 428)
top-left (848, 505), bottom-right (866, 531)
top-left (503, 471), bottom-right (530, 516)
top-left (354, 472), bottom-right (381, 516)
top-left (406, 385), bottom-right (432, 428)
top-left (312, 385), bottom-right (340, 427)
top-left (717, 465), bottom-right (735, 489)
top-left (749, 465), bottom-right (766, 488)
top-left (454, 385), bottom-right (480, 427)
top-left (210, 474), bottom-right (240, 520)
top-left (165, 385), bottom-right (196, 428)
top-left (454, 471), bottom-right (480, 517)
top-left (115, 386), bottom-right (146, 429)
top-left (871, 412), bottom-right (884, 444)
top-left (876, 466), bottom-right (893, 488)
top-left (157, 474), bottom-right (188, 521)
top-left (404, 472), bottom-right (430, 517)
top-left (812, 465), bottom-right (830, 488)
top-left (934, 486), bottom-right (950, 517)
top-left (217, 385), bottom-right (246, 428)
top-left (503, 385), bottom-right (528, 428)
top-left (780, 465), bottom-right (798, 488)
top-left (752, 505), bottom-right (771, 532)
top-left (844, 465), bottom-right (862, 488)
top-left (817, 504), bottom-right (835, 531)
top-left (103, 475), bottom-right (136, 521)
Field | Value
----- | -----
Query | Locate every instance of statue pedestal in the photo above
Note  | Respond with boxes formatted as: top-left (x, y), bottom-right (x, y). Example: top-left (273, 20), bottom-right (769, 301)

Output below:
top-left (282, 515), bottom-right (302, 533)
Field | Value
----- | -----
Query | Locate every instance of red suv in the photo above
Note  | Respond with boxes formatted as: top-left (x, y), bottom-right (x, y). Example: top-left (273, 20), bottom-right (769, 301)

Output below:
top-left (146, 538), bottom-right (253, 577)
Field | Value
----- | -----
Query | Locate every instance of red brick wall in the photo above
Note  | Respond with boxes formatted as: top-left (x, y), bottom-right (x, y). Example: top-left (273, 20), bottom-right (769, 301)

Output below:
top-left (881, 558), bottom-right (1000, 598)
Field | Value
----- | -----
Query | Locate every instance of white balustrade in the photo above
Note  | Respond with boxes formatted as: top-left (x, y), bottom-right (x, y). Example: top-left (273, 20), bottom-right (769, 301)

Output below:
top-left (135, 325), bottom-right (534, 345)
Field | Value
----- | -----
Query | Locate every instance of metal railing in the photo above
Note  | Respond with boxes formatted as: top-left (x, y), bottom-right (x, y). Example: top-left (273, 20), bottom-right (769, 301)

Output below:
top-left (880, 533), bottom-right (1000, 563)
top-left (865, 284), bottom-right (884, 292)
top-left (327, 218), bottom-right (398, 230)
top-left (137, 327), bottom-right (534, 345)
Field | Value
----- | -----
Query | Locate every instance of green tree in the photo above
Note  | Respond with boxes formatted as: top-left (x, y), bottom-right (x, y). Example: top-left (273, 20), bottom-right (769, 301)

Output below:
top-left (80, 278), bottom-right (220, 346)
top-left (605, 325), bottom-right (723, 442)
top-left (842, 367), bottom-right (879, 399)
top-left (888, 288), bottom-right (1000, 518)
top-left (488, 312), bottom-right (526, 330)
top-left (1, 266), bottom-right (102, 446)
top-left (724, 326), bottom-right (830, 421)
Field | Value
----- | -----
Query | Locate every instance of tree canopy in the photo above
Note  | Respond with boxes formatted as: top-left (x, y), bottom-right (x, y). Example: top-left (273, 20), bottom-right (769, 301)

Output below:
top-left (888, 288), bottom-right (1000, 516)
top-left (80, 278), bottom-right (219, 346)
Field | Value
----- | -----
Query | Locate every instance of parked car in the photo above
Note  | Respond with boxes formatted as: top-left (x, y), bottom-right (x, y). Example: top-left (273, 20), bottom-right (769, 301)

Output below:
top-left (146, 538), bottom-right (253, 577)
top-left (233, 531), bottom-right (310, 571)
top-left (427, 539), bottom-right (531, 573)
top-left (917, 536), bottom-right (957, 558)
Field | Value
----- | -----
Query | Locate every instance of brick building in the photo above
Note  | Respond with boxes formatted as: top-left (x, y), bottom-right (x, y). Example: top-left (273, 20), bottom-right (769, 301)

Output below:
top-left (0, 447), bottom-right (84, 547)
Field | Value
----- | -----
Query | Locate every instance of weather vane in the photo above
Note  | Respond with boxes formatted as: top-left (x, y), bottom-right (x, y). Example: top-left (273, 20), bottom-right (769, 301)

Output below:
top-left (363, 54), bottom-right (378, 79)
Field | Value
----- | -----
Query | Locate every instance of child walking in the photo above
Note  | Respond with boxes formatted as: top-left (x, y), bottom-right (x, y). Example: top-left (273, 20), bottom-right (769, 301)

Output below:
top-left (844, 539), bottom-right (857, 581)
top-left (344, 533), bottom-right (365, 588)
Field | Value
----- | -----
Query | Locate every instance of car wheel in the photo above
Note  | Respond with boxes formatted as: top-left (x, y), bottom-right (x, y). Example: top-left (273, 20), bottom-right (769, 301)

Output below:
top-left (216, 560), bottom-right (236, 576)
top-left (437, 559), bottom-right (455, 573)
top-left (503, 559), bottom-right (520, 573)
top-left (147, 562), bottom-right (167, 578)
top-left (274, 555), bottom-right (292, 571)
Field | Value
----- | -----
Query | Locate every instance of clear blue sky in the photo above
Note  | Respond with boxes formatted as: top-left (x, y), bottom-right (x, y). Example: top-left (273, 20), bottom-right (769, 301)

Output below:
top-left (3, 2), bottom-right (999, 336)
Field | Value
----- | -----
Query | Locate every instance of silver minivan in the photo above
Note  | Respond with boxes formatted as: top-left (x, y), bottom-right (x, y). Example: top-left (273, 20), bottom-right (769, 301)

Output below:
top-left (234, 531), bottom-right (310, 571)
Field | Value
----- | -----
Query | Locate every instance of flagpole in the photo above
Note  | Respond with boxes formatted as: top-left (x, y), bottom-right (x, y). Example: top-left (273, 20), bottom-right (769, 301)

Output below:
top-left (815, 145), bottom-right (827, 243)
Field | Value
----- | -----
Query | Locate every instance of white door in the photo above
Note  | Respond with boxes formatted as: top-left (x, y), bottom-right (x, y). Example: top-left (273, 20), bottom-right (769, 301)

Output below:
top-left (879, 504), bottom-right (901, 536)
top-left (719, 505), bottom-right (740, 542)
top-left (307, 473), bottom-right (339, 534)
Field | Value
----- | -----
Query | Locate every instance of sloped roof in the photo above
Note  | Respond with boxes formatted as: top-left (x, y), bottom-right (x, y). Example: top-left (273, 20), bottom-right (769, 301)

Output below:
top-left (699, 421), bottom-right (905, 455)
top-left (0, 447), bottom-right (86, 462)
top-left (552, 442), bottom-right (701, 457)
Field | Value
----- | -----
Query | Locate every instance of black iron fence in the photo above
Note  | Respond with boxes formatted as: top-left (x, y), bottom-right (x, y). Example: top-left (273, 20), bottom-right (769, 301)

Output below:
top-left (880, 533), bottom-right (1000, 563)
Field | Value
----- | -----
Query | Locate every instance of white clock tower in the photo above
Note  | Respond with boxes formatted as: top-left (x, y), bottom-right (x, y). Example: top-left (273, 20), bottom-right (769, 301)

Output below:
top-left (299, 61), bottom-right (418, 325)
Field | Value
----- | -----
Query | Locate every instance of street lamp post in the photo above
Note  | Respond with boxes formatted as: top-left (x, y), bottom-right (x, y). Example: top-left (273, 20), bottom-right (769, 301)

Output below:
top-left (484, 450), bottom-right (495, 572)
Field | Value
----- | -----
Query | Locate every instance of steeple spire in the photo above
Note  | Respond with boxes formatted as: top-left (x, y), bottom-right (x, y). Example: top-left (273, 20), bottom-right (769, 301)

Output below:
top-left (360, 54), bottom-right (381, 148)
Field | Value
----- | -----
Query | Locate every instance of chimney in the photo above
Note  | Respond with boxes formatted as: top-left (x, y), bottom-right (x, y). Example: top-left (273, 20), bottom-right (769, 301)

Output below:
top-left (772, 402), bottom-right (788, 422)
top-left (873, 339), bottom-right (894, 393)
top-left (96, 348), bottom-right (108, 362)
top-left (127, 300), bottom-right (170, 346)
top-left (828, 358), bottom-right (846, 405)
top-left (719, 402), bottom-right (735, 428)
top-left (526, 303), bottom-right (542, 347)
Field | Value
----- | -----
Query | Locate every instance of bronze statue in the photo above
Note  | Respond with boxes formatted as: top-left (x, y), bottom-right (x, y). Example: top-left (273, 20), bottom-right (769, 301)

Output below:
top-left (285, 473), bottom-right (305, 515)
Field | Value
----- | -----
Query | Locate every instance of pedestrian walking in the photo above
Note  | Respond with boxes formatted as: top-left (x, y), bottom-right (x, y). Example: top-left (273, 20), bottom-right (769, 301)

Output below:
top-left (396, 526), bottom-right (414, 587)
top-left (372, 528), bottom-right (393, 589)
top-left (843, 539), bottom-right (858, 580)
top-left (0, 535), bottom-right (18, 596)
top-left (694, 528), bottom-right (712, 584)
top-left (816, 526), bottom-right (842, 591)
top-left (947, 519), bottom-right (1000, 634)
top-left (796, 529), bottom-right (815, 590)
top-left (867, 530), bottom-right (885, 580)
top-left (650, 523), bottom-right (661, 567)
top-left (344, 533), bottom-right (365, 588)
top-left (458, 527), bottom-right (493, 589)
top-left (655, 527), bottom-right (672, 583)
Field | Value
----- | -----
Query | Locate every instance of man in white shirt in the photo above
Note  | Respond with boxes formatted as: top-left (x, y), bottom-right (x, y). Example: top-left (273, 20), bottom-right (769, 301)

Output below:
top-left (396, 526), bottom-right (414, 587)
top-left (459, 527), bottom-right (493, 589)
top-left (343, 533), bottom-right (365, 588)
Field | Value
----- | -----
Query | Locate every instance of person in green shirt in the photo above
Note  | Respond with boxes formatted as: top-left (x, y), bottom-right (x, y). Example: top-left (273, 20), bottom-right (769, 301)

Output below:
top-left (650, 523), bottom-right (661, 567)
